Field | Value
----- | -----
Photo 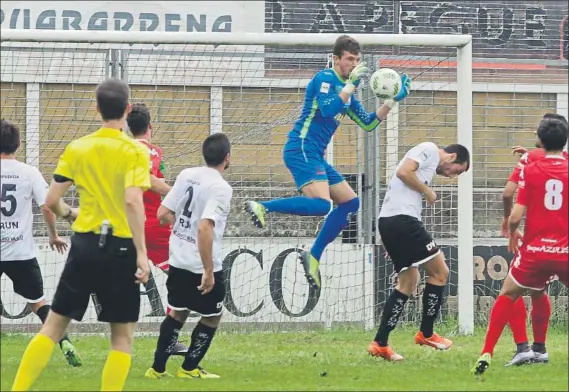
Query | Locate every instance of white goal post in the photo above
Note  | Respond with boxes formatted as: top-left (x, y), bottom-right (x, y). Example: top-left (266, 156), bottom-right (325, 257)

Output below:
top-left (0, 29), bottom-right (473, 335)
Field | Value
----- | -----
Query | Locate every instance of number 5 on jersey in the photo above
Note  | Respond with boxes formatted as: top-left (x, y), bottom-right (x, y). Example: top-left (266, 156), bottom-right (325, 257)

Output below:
top-left (1, 184), bottom-right (17, 217)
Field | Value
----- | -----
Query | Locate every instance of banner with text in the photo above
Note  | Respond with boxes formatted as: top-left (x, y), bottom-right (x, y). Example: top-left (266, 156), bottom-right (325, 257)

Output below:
top-left (0, 240), bottom-right (374, 326)
top-left (0, 1), bottom-right (266, 85)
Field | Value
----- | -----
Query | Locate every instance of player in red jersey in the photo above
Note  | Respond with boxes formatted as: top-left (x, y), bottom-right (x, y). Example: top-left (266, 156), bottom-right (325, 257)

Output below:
top-left (473, 117), bottom-right (569, 377)
top-left (500, 113), bottom-right (568, 366)
top-left (127, 103), bottom-right (188, 355)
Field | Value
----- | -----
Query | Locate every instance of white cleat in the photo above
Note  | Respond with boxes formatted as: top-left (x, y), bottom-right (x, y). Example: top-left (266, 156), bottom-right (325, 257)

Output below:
top-left (533, 351), bottom-right (549, 363)
top-left (505, 349), bottom-right (535, 366)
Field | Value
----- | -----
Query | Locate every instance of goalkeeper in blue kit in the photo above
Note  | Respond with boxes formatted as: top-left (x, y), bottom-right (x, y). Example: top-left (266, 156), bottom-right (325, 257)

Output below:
top-left (245, 35), bottom-right (411, 289)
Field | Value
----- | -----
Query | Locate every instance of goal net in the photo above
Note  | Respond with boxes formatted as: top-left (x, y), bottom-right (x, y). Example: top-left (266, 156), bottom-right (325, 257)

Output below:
top-left (1, 29), bottom-right (500, 335)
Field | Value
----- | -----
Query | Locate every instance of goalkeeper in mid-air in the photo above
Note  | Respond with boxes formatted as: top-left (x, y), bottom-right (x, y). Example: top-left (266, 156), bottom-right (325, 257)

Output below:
top-left (245, 35), bottom-right (411, 289)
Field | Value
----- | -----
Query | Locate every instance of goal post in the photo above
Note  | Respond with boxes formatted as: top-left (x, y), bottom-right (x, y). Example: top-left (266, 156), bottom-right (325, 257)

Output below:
top-left (0, 29), bottom-right (473, 335)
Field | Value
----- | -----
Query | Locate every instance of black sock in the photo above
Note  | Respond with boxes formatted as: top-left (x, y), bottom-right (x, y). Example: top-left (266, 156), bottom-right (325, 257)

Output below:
top-left (374, 289), bottom-right (409, 347)
top-left (420, 283), bottom-right (445, 338)
top-left (182, 322), bottom-right (217, 372)
top-left (152, 316), bottom-right (184, 373)
top-left (36, 304), bottom-right (71, 348)
top-left (532, 342), bottom-right (546, 354)
top-left (517, 342), bottom-right (530, 352)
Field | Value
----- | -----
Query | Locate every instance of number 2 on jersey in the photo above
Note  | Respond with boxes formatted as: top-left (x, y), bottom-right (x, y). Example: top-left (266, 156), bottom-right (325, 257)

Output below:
top-left (544, 179), bottom-right (563, 211)
top-left (1, 184), bottom-right (17, 217)
top-left (179, 186), bottom-right (194, 229)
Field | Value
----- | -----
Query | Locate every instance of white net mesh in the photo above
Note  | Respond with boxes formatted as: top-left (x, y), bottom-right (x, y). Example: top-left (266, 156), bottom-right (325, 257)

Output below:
top-left (0, 34), bottom-right (566, 332)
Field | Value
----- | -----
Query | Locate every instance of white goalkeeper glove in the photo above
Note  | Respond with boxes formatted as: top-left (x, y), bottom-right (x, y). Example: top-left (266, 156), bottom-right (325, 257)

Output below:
top-left (342, 62), bottom-right (368, 95)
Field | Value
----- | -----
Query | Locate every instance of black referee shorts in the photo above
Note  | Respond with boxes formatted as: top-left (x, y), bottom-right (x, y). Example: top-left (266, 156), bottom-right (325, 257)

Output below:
top-left (51, 232), bottom-right (140, 323)
top-left (378, 214), bottom-right (440, 273)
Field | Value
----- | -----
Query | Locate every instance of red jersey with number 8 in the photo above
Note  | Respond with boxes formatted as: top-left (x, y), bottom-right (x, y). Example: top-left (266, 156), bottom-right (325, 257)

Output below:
top-left (516, 155), bottom-right (568, 261)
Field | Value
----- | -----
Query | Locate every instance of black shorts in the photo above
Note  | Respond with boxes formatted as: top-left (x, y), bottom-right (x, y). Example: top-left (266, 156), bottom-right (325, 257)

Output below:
top-left (167, 266), bottom-right (226, 317)
top-left (378, 214), bottom-right (440, 273)
top-left (51, 232), bottom-right (140, 323)
top-left (0, 258), bottom-right (44, 303)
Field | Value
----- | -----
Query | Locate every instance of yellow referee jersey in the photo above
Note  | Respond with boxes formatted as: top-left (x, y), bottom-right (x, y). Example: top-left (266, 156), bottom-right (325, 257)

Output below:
top-left (54, 127), bottom-right (151, 238)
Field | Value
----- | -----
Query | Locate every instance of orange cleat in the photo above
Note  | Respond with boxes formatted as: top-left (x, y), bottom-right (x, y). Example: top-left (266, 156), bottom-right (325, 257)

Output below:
top-left (414, 331), bottom-right (453, 350)
top-left (367, 341), bottom-right (404, 362)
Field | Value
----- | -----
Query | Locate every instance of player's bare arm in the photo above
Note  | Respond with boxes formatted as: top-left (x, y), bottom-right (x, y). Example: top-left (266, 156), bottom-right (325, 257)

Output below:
top-left (157, 204), bottom-right (175, 225)
top-left (508, 203), bottom-right (526, 253)
top-left (45, 179), bottom-right (77, 222)
top-left (501, 180), bottom-right (518, 236)
top-left (197, 218), bottom-right (215, 295)
top-left (40, 204), bottom-right (67, 254)
top-left (396, 158), bottom-right (436, 205)
top-left (150, 174), bottom-right (172, 196)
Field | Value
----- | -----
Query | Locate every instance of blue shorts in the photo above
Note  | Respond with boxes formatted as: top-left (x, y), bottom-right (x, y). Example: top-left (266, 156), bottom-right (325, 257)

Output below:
top-left (283, 144), bottom-right (344, 190)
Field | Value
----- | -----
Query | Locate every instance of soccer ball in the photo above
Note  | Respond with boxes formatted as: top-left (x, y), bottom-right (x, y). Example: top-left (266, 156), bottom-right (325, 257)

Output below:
top-left (369, 68), bottom-right (402, 99)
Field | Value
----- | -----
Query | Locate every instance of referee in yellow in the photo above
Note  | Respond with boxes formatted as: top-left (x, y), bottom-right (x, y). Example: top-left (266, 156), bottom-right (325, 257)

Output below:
top-left (12, 79), bottom-right (151, 392)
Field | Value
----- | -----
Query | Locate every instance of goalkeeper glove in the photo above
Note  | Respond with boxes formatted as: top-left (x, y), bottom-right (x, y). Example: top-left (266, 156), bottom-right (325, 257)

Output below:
top-left (341, 62), bottom-right (368, 95)
top-left (393, 73), bottom-right (411, 102)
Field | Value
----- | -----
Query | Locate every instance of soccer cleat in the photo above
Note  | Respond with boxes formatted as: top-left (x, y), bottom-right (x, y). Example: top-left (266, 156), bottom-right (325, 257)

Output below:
top-left (414, 331), bottom-right (453, 350)
top-left (367, 341), bottom-right (404, 362)
top-left (60, 340), bottom-right (82, 367)
top-left (244, 201), bottom-right (266, 229)
top-left (144, 368), bottom-right (172, 379)
top-left (533, 351), bottom-right (549, 363)
top-left (170, 341), bottom-right (189, 356)
top-left (472, 353), bottom-right (492, 377)
top-left (300, 250), bottom-right (321, 290)
top-left (176, 366), bottom-right (220, 379)
top-left (505, 348), bottom-right (535, 366)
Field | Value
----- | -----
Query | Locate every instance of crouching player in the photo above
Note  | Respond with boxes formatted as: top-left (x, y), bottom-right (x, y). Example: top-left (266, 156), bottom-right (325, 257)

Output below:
top-left (127, 103), bottom-right (188, 355)
top-left (473, 117), bottom-right (569, 376)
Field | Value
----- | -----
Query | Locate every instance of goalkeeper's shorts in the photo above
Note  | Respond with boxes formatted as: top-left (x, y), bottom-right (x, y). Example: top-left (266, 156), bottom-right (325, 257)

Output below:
top-left (145, 221), bottom-right (171, 271)
top-left (283, 145), bottom-right (344, 191)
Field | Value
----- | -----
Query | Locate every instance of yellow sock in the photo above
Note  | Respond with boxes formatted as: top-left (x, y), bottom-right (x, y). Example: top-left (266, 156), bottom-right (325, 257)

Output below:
top-left (101, 350), bottom-right (132, 391)
top-left (12, 333), bottom-right (55, 391)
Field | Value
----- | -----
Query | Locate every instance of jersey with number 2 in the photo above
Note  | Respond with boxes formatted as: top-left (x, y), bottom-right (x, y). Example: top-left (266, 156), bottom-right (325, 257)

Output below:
top-left (161, 166), bottom-right (233, 274)
top-left (1, 160), bottom-right (49, 260)
top-left (516, 156), bottom-right (568, 261)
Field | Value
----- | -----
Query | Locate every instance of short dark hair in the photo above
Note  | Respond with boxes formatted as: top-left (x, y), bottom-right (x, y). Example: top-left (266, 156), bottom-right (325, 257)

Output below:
top-left (1, 119), bottom-right (21, 155)
top-left (333, 35), bottom-right (360, 58)
top-left (444, 143), bottom-right (470, 171)
top-left (95, 79), bottom-right (130, 121)
top-left (542, 112), bottom-right (568, 124)
top-left (126, 103), bottom-right (151, 136)
top-left (537, 118), bottom-right (568, 152)
top-left (202, 133), bottom-right (230, 166)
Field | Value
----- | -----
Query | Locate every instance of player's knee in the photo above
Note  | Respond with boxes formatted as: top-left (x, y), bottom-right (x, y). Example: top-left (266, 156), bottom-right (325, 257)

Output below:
top-left (340, 196), bottom-right (360, 213)
top-left (426, 254), bottom-right (449, 285)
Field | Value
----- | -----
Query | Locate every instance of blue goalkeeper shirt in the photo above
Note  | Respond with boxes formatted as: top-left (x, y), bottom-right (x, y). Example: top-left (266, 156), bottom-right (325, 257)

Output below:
top-left (287, 68), bottom-right (381, 155)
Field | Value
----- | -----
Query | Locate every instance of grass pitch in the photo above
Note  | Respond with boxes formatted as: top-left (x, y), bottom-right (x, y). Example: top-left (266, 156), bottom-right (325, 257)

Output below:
top-left (1, 324), bottom-right (567, 391)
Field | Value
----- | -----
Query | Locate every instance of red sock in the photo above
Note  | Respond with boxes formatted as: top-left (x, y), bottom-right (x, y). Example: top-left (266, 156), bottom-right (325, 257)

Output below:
top-left (166, 306), bottom-right (172, 316)
top-left (482, 295), bottom-right (516, 355)
top-left (509, 297), bottom-right (528, 344)
top-left (531, 294), bottom-right (551, 345)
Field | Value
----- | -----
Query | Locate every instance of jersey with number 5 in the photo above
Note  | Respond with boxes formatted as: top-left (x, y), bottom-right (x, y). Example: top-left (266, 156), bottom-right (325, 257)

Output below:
top-left (1, 160), bottom-right (49, 260)
top-left (161, 166), bottom-right (232, 274)
top-left (516, 155), bottom-right (568, 261)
